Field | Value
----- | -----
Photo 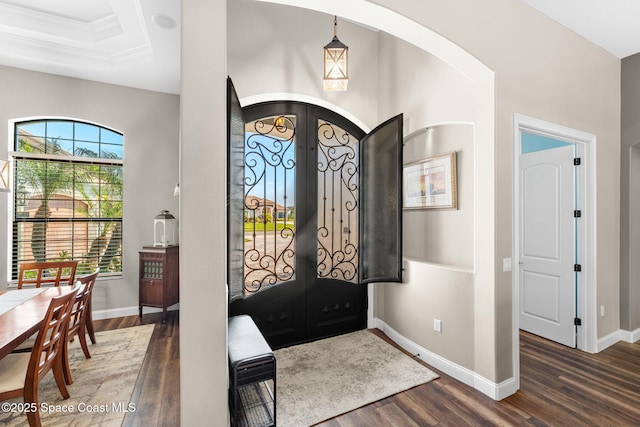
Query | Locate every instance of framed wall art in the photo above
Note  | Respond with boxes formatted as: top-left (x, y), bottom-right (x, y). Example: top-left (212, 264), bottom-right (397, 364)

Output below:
top-left (403, 151), bottom-right (457, 210)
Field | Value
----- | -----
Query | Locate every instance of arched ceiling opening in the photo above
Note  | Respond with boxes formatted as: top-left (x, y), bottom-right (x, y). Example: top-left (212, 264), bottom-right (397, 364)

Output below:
top-left (254, 0), bottom-right (493, 81)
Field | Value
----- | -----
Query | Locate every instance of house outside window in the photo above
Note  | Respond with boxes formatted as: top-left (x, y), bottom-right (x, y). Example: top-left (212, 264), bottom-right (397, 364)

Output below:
top-left (10, 118), bottom-right (123, 280)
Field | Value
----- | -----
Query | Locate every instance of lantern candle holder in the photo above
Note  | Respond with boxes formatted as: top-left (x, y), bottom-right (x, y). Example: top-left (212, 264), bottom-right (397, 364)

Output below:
top-left (154, 210), bottom-right (178, 247)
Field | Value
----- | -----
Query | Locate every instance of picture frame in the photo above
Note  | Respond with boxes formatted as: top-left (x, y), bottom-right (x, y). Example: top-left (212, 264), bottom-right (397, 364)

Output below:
top-left (403, 151), bottom-right (457, 210)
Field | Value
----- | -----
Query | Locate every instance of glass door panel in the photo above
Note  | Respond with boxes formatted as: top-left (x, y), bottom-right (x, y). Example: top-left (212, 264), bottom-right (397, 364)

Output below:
top-left (243, 115), bottom-right (296, 293)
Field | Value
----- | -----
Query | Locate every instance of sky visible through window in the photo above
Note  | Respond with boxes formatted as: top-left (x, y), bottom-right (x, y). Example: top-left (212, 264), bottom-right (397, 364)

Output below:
top-left (245, 131), bottom-right (295, 208)
top-left (17, 120), bottom-right (123, 159)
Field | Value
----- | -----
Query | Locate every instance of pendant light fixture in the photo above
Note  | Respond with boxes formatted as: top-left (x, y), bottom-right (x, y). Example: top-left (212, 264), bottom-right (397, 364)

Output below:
top-left (323, 15), bottom-right (348, 91)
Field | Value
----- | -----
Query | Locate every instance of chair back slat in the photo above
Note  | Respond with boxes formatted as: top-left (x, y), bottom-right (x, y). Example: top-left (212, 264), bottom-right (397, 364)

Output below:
top-left (28, 286), bottom-right (78, 383)
top-left (68, 284), bottom-right (89, 332)
top-left (68, 268), bottom-right (98, 336)
top-left (69, 269), bottom-right (99, 334)
top-left (62, 268), bottom-right (100, 385)
top-left (18, 261), bottom-right (78, 289)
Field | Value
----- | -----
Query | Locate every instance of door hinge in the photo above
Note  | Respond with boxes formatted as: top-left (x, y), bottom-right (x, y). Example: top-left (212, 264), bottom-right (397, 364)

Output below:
top-left (574, 318), bottom-right (582, 326)
top-left (574, 264), bottom-right (582, 272)
top-left (574, 158), bottom-right (581, 165)
top-left (574, 210), bottom-right (582, 218)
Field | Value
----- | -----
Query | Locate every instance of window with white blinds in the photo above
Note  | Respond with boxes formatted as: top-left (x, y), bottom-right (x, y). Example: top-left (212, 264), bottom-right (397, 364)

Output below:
top-left (11, 119), bottom-right (123, 280)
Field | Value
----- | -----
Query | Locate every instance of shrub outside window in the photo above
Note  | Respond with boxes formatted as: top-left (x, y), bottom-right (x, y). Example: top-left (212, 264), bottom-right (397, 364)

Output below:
top-left (11, 119), bottom-right (123, 279)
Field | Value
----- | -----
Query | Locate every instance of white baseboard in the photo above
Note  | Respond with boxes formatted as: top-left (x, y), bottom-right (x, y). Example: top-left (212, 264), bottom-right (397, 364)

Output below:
top-left (597, 330), bottom-right (622, 352)
top-left (92, 304), bottom-right (179, 321)
top-left (475, 374), bottom-right (519, 401)
top-left (601, 328), bottom-right (640, 350)
top-left (625, 328), bottom-right (640, 343)
top-left (373, 318), bottom-right (517, 401)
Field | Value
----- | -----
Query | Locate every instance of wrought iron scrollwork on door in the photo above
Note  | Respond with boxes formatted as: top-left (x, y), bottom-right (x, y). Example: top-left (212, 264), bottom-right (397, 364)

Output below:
top-left (316, 120), bottom-right (359, 283)
top-left (243, 115), bottom-right (296, 293)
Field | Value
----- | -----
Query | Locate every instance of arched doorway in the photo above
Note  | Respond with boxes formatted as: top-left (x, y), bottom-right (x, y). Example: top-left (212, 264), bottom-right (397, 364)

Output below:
top-left (227, 79), bottom-right (403, 348)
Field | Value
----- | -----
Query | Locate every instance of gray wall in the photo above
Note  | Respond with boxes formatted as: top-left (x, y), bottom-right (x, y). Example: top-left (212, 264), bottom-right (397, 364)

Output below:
top-left (373, 0), bottom-right (620, 379)
top-left (377, 28), bottom-right (481, 372)
top-left (0, 65), bottom-right (180, 315)
top-left (180, 0), bottom-right (229, 424)
top-left (403, 126), bottom-right (474, 268)
top-left (621, 54), bottom-right (640, 331)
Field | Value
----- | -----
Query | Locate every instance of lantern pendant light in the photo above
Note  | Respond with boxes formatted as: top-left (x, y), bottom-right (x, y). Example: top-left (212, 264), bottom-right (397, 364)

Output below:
top-left (323, 15), bottom-right (348, 91)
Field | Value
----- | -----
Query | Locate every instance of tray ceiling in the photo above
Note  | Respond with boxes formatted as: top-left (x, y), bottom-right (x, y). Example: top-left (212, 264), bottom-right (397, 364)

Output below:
top-left (0, 0), bottom-right (180, 94)
top-left (0, 1), bottom-right (635, 96)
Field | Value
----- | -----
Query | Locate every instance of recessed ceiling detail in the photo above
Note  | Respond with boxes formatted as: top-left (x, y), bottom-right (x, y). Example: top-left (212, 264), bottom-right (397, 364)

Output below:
top-left (0, 1), bottom-right (122, 43)
top-left (0, 0), bottom-right (180, 94)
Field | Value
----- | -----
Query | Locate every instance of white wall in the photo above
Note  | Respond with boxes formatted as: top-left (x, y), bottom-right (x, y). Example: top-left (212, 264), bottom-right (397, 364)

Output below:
top-left (0, 65), bottom-right (180, 315)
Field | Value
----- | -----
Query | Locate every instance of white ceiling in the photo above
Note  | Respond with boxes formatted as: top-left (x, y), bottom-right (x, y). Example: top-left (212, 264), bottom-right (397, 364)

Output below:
top-left (521, 0), bottom-right (640, 59)
top-left (0, 0), bottom-right (180, 94)
top-left (0, 1), bottom-right (634, 95)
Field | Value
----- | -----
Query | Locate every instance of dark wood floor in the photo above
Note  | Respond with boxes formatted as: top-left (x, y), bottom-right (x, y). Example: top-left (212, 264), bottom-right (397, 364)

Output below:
top-left (92, 310), bottom-right (180, 427)
top-left (95, 313), bottom-right (640, 426)
top-left (319, 330), bottom-right (640, 426)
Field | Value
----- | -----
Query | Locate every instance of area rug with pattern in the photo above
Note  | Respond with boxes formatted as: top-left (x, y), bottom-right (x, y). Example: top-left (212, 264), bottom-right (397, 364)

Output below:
top-left (0, 324), bottom-right (154, 427)
top-left (274, 329), bottom-right (439, 427)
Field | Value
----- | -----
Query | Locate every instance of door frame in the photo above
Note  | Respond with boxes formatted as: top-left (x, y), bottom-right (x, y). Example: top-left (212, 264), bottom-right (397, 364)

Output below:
top-left (512, 114), bottom-right (596, 386)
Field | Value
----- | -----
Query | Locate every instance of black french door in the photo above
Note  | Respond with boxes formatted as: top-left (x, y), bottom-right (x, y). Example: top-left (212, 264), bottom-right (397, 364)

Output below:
top-left (227, 78), bottom-right (402, 349)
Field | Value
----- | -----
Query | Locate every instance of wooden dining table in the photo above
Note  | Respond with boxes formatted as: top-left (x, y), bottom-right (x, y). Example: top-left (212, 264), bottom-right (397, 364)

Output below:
top-left (0, 286), bottom-right (75, 360)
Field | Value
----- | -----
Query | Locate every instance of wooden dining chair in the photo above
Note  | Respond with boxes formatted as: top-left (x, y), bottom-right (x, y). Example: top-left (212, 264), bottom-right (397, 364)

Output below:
top-left (78, 268), bottom-right (99, 346)
top-left (0, 285), bottom-right (78, 427)
top-left (17, 261), bottom-right (78, 289)
top-left (62, 268), bottom-right (99, 385)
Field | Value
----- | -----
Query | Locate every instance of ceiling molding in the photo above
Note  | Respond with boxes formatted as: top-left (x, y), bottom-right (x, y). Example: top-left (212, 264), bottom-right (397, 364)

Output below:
top-left (0, 0), bottom-right (179, 94)
top-left (0, 2), bottom-right (122, 43)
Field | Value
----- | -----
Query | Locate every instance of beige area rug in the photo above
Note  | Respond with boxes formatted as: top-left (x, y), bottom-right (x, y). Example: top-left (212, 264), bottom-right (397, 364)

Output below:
top-left (0, 324), bottom-right (154, 427)
top-left (275, 329), bottom-right (439, 427)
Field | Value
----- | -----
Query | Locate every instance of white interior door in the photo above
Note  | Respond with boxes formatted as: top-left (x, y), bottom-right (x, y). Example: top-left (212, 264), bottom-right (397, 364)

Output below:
top-left (519, 144), bottom-right (576, 347)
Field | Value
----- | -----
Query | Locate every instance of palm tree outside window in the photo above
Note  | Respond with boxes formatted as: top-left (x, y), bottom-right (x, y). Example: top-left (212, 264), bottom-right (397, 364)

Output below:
top-left (10, 119), bottom-right (123, 280)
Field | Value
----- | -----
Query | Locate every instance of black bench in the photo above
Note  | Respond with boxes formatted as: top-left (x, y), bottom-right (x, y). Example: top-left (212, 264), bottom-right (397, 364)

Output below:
top-left (228, 315), bottom-right (276, 427)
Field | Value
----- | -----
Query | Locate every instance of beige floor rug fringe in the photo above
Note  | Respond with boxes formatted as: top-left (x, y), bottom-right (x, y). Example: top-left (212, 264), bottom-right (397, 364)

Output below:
top-left (0, 324), bottom-right (154, 427)
top-left (274, 329), bottom-right (439, 427)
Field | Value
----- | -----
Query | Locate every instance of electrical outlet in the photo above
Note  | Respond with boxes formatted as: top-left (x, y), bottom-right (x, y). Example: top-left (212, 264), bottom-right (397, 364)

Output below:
top-left (433, 319), bottom-right (442, 333)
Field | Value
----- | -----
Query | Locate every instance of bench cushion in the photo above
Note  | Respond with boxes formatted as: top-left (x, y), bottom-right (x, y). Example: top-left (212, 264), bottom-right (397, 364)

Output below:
top-left (228, 315), bottom-right (272, 365)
